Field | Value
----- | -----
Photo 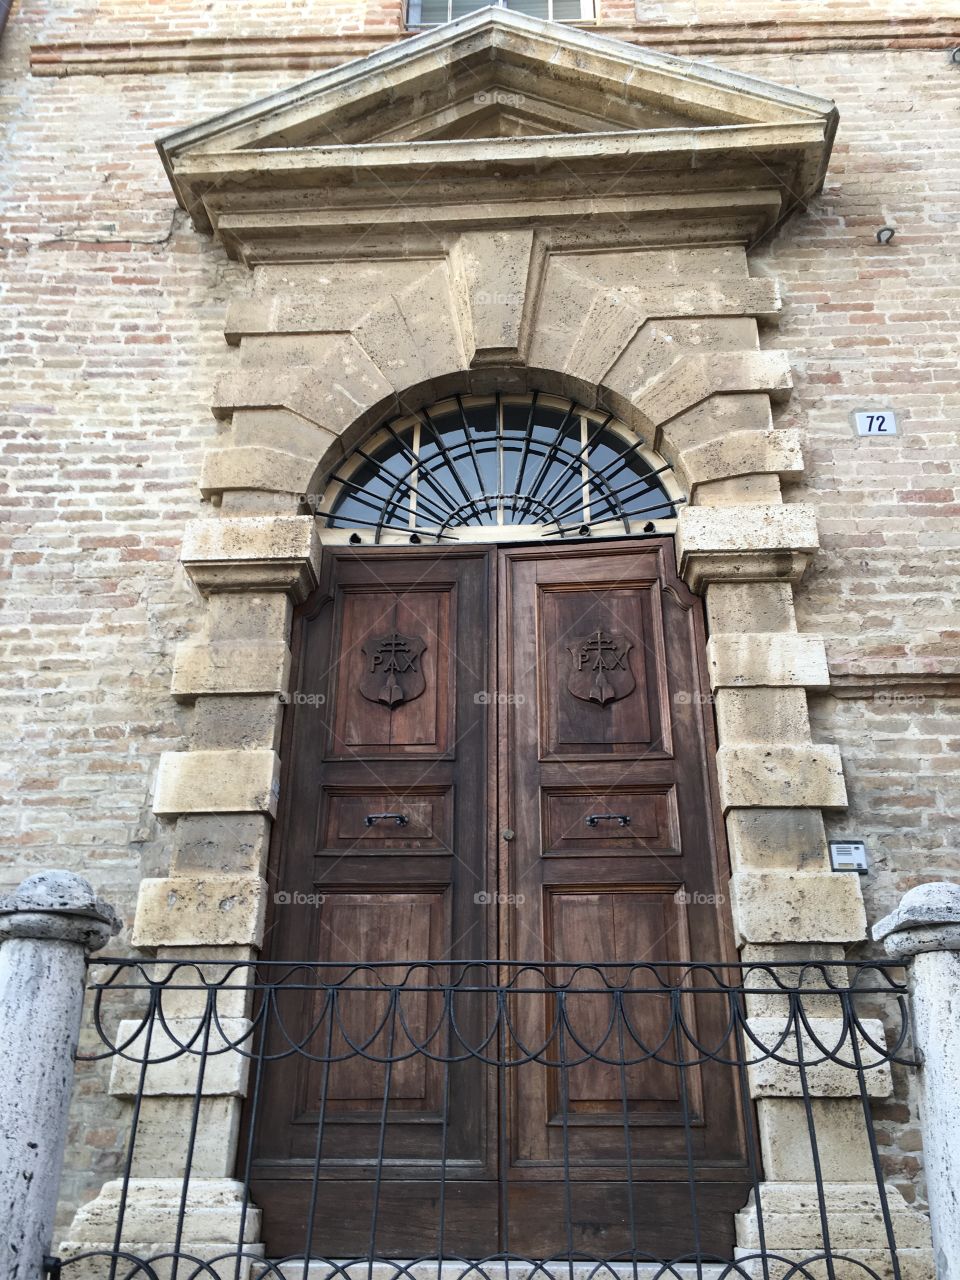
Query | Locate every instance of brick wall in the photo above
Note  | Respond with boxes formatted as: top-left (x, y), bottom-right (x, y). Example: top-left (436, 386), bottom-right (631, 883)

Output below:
top-left (2, 0), bottom-right (957, 1226)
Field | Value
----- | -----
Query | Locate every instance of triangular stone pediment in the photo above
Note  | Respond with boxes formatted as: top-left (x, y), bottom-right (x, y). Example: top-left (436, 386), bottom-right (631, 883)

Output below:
top-left (158, 6), bottom-right (838, 261)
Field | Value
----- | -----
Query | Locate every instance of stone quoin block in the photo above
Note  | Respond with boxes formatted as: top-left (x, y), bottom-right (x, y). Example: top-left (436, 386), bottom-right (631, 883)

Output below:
top-left (745, 1017), bottom-right (893, 1097)
top-left (131, 876), bottom-right (268, 948)
top-left (755, 1098), bottom-right (882, 1181)
top-left (731, 870), bottom-right (867, 944)
top-left (171, 639), bottom-right (292, 699)
top-left (153, 749), bottom-right (280, 815)
top-left (716, 743), bottom-right (847, 809)
top-left (108, 1018), bottom-right (253, 1098)
top-left (707, 633), bottom-right (830, 690)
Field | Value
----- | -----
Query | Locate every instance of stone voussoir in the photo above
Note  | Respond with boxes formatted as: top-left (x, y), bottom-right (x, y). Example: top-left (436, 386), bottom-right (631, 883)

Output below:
top-left (199, 445), bottom-right (319, 498)
top-left (678, 427), bottom-right (804, 492)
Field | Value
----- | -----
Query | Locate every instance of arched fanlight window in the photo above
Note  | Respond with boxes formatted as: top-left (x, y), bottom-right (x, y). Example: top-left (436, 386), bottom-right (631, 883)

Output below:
top-left (317, 393), bottom-right (682, 544)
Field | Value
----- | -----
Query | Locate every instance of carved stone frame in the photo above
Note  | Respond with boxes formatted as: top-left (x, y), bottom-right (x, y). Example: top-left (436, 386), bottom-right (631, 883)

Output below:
top-left (62, 10), bottom-right (934, 1271)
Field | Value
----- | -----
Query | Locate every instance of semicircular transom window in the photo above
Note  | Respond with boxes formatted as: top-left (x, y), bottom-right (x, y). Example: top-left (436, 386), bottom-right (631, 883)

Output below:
top-left (320, 393), bottom-right (683, 544)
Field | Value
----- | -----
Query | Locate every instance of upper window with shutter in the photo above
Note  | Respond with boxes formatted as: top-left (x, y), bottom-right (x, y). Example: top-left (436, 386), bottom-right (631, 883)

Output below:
top-left (407, 0), bottom-right (595, 26)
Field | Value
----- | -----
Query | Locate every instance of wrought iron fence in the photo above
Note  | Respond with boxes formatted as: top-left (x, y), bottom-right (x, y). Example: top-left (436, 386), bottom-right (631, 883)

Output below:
top-left (58, 960), bottom-right (917, 1280)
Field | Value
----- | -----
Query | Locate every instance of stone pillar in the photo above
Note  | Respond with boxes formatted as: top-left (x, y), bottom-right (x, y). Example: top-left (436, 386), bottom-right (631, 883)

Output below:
top-left (0, 871), bottom-right (120, 1280)
top-left (60, 516), bottom-right (316, 1276)
top-left (874, 882), bottom-right (960, 1280)
top-left (673, 496), bottom-right (933, 1276)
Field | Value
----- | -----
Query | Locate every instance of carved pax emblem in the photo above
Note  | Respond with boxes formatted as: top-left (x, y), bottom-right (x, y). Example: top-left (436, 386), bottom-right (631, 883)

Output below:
top-left (567, 630), bottom-right (635, 706)
top-left (360, 632), bottom-right (426, 708)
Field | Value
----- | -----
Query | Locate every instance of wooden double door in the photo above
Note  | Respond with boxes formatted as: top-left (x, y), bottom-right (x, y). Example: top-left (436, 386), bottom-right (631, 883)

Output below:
top-left (252, 540), bottom-right (750, 1259)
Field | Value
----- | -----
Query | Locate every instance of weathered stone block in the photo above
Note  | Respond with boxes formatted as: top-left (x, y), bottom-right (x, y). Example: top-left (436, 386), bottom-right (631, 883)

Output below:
top-left (132, 876), bottom-right (267, 948)
top-left (725, 808), bottom-right (830, 872)
top-left (757, 1098), bottom-right (880, 1181)
top-left (188, 695), bottom-right (283, 753)
top-left (678, 427), bottom-right (803, 492)
top-left (745, 1017), bottom-right (892, 1097)
top-left (172, 813), bottom-right (272, 877)
top-left (128, 1097), bottom-right (242, 1178)
top-left (64, 1178), bottom-right (261, 1242)
top-left (731, 871), bottom-right (867, 944)
top-left (717, 743), bottom-right (847, 809)
top-left (736, 1181), bottom-right (932, 1249)
top-left (678, 503), bottom-right (818, 591)
top-left (109, 1017), bottom-right (252, 1097)
top-left (155, 945), bottom-right (257, 1019)
top-left (181, 516), bottom-right (320, 600)
top-left (707, 633), bottom-right (829, 690)
top-left (171, 639), bottom-right (291, 700)
top-left (715, 688), bottom-right (812, 746)
top-left (705, 580), bottom-right (798, 634)
top-left (199, 445), bottom-right (319, 498)
top-left (153, 749), bottom-right (280, 816)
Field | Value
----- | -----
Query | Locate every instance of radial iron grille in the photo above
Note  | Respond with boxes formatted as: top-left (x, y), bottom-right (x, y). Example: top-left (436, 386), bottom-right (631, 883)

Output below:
top-left (320, 394), bottom-right (681, 543)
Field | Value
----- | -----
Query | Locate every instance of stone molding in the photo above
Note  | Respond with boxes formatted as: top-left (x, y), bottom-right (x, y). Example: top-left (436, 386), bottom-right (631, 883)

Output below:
top-left (180, 516), bottom-right (320, 601)
top-left (676, 504), bottom-right (819, 592)
top-left (827, 657), bottom-right (960, 699)
top-left (31, 19), bottom-right (960, 77)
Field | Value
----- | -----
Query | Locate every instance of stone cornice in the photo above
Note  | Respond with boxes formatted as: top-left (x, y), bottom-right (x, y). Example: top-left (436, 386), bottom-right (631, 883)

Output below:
top-left (152, 8), bottom-right (839, 261)
top-left (31, 18), bottom-right (960, 77)
top-left (826, 658), bottom-right (960, 700)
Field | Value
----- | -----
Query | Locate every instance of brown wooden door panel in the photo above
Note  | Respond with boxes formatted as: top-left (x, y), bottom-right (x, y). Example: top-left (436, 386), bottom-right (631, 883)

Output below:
top-left (499, 543), bottom-right (746, 1198)
top-left (250, 539), bottom-right (749, 1260)
top-left (252, 548), bottom-right (494, 1200)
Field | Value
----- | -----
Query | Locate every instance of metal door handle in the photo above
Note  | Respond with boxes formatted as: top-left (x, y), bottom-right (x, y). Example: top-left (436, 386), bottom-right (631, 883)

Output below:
top-left (585, 814), bottom-right (631, 827)
top-left (364, 813), bottom-right (409, 827)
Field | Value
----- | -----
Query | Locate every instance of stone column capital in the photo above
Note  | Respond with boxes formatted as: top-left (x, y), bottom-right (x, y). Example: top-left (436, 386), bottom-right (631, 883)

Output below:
top-left (0, 870), bottom-right (121, 952)
top-left (873, 881), bottom-right (960, 959)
